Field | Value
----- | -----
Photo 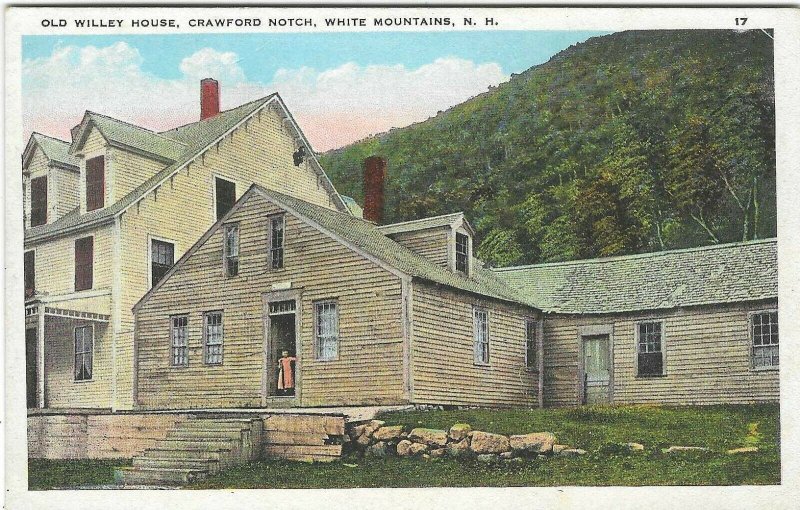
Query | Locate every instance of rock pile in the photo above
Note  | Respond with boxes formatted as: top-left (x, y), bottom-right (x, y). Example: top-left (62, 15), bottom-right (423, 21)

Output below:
top-left (346, 421), bottom-right (580, 462)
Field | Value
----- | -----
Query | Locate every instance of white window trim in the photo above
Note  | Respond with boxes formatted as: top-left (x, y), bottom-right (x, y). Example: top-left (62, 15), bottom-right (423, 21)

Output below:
top-left (169, 314), bottom-right (189, 368)
top-left (314, 299), bottom-right (339, 362)
top-left (749, 309), bottom-right (779, 372)
top-left (73, 323), bottom-right (95, 383)
top-left (72, 234), bottom-right (95, 293)
top-left (203, 310), bottom-right (224, 365)
top-left (147, 235), bottom-right (177, 289)
top-left (267, 213), bottom-right (286, 271)
top-left (212, 173), bottom-right (237, 222)
top-left (223, 223), bottom-right (240, 278)
top-left (473, 306), bottom-right (490, 366)
top-left (634, 319), bottom-right (667, 377)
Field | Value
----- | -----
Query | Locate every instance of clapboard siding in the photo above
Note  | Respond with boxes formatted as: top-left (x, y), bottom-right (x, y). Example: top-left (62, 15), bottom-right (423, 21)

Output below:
top-left (53, 168), bottom-right (79, 219)
top-left (542, 301), bottom-right (780, 406)
top-left (410, 282), bottom-right (539, 407)
top-left (109, 146), bottom-right (166, 204)
top-left (389, 228), bottom-right (449, 268)
top-left (135, 192), bottom-right (406, 408)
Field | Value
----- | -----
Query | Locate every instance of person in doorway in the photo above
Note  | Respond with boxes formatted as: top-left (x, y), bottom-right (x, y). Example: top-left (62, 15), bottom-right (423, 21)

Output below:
top-left (277, 350), bottom-right (297, 396)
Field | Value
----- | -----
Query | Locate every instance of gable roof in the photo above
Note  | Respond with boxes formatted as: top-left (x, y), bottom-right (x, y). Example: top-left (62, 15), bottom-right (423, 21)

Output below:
top-left (378, 212), bottom-right (475, 236)
top-left (24, 93), bottom-right (348, 244)
top-left (494, 239), bottom-right (778, 314)
top-left (23, 133), bottom-right (80, 171)
top-left (134, 184), bottom-right (538, 313)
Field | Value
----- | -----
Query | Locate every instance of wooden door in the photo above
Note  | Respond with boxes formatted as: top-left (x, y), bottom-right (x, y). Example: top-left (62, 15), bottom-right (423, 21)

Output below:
top-left (582, 335), bottom-right (611, 404)
top-left (26, 328), bottom-right (37, 408)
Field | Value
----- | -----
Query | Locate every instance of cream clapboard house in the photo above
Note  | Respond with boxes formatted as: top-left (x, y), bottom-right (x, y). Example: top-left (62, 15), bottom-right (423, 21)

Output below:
top-left (23, 79), bottom-right (351, 411)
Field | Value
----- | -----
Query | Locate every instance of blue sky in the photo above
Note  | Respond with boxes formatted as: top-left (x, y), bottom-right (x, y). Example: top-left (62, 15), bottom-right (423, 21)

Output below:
top-left (22, 30), bottom-right (608, 150)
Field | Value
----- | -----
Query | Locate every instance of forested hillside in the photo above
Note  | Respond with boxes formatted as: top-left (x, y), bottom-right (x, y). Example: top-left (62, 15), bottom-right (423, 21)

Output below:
top-left (320, 30), bottom-right (776, 267)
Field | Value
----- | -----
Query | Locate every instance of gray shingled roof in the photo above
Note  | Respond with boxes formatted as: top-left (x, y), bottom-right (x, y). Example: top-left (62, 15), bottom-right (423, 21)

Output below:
top-left (31, 133), bottom-right (80, 169)
top-left (255, 186), bottom-right (537, 308)
top-left (78, 112), bottom-right (189, 161)
top-left (494, 239), bottom-right (778, 314)
top-left (378, 212), bottom-right (465, 235)
top-left (25, 94), bottom-right (346, 244)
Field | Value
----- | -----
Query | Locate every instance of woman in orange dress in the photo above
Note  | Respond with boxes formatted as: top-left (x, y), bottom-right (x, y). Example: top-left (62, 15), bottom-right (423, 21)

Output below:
top-left (277, 350), bottom-right (297, 396)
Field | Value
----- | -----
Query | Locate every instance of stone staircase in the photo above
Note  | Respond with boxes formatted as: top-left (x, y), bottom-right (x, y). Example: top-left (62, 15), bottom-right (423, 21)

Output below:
top-left (114, 417), bottom-right (262, 486)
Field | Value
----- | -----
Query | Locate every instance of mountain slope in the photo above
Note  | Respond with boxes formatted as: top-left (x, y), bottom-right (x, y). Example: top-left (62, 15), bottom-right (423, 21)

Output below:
top-left (320, 30), bottom-right (776, 266)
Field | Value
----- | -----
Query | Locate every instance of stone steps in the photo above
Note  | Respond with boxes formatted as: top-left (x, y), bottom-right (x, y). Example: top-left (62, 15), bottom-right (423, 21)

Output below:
top-left (133, 456), bottom-right (222, 474)
top-left (114, 466), bottom-right (208, 485)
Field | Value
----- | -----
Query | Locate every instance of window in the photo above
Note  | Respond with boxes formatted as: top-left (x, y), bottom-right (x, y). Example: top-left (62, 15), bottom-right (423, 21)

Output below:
top-left (215, 177), bottom-right (236, 220)
top-left (456, 232), bottom-right (469, 274)
top-left (751, 311), bottom-right (778, 369)
top-left (269, 215), bottom-right (285, 270)
top-left (525, 319), bottom-right (538, 368)
top-left (74, 236), bottom-right (94, 291)
top-left (203, 311), bottom-right (223, 364)
top-left (151, 239), bottom-right (175, 288)
top-left (30, 176), bottom-right (47, 227)
top-left (74, 326), bottom-right (93, 381)
top-left (224, 224), bottom-right (240, 277)
top-left (170, 315), bottom-right (188, 367)
top-left (24, 250), bottom-right (35, 298)
top-left (637, 321), bottom-right (664, 376)
top-left (315, 301), bottom-right (339, 361)
top-left (86, 156), bottom-right (105, 211)
top-left (474, 307), bottom-right (489, 364)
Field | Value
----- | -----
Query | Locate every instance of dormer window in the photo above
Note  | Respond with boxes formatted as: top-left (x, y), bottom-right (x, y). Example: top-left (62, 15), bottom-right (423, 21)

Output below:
top-left (30, 176), bottom-right (48, 227)
top-left (456, 232), bottom-right (469, 274)
top-left (86, 156), bottom-right (105, 211)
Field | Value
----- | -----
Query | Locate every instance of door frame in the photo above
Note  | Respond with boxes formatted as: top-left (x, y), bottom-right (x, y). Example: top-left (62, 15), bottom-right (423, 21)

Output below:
top-left (577, 324), bottom-right (614, 405)
top-left (261, 289), bottom-right (303, 406)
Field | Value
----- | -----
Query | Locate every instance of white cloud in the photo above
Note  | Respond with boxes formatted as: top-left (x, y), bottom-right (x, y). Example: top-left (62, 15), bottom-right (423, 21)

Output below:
top-left (22, 43), bottom-right (507, 151)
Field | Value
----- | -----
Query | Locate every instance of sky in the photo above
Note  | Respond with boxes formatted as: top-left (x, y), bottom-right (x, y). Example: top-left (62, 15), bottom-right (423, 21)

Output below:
top-left (22, 31), bottom-right (608, 151)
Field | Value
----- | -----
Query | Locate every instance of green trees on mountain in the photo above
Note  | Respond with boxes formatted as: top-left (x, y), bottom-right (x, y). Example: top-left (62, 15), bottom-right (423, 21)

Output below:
top-left (320, 30), bottom-right (776, 267)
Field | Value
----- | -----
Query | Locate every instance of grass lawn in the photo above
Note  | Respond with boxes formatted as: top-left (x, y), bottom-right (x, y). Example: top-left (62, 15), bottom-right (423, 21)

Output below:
top-left (28, 459), bottom-right (130, 490)
top-left (29, 404), bottom-right (780, 489)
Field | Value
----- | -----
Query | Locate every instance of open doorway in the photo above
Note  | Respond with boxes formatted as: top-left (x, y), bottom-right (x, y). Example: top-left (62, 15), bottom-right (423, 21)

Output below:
top-left (267, 300), bottom-right (297, 398)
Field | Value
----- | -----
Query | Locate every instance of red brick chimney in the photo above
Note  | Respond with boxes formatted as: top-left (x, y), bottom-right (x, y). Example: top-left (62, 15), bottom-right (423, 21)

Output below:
top-left (363, 156), bottom-right (387, 224)
top-left (200, 78), bottom-right (220, 120)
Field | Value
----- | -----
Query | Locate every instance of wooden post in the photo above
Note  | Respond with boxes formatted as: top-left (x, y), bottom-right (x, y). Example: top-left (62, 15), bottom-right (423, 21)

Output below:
top-left (37, 305), bottom-right (45, 408)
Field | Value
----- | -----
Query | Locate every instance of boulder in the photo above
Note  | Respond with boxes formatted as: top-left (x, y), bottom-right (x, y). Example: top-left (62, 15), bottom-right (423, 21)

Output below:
top-left (509, 432), bottom-right (556, 454)
top-left (559, 448), bottom-right (587, 456)
top-left (396, 440), bottom-right (413, 457)
top-left (409, 442), bottom-right (428, 456)
top-left (430, 448), bottom-right (447, 458)
top-left (625, 442), bottom-right (645, 452)
top-left (409, 428), bottom-right (448, 447)
top-left (373, 425), bottom-right (404, 442)
top-left (449, 423), bottom-right (473, 442)
top-left (365, 441), bottom-right (389, 458)
top-left (477, 453), bottom-right (500, 464)
top-left (499, 451), bottom-right (515, 460)
top-left (349, 424), bottom-right (367, 441)
top-left (726, 447), bottom-right (759, 454)
top-left (662, 446), bottom-right (711, 454)
top-left (355, 432), bottom-right (373, 447)
top-left (364, 420), bottom-right (385, 436)
top-left (446, 439), bottom-right (471, 458)
top-left (552, 444), bottom-right (568, 454)
top-left (470, 431), bottom-right (511, 454)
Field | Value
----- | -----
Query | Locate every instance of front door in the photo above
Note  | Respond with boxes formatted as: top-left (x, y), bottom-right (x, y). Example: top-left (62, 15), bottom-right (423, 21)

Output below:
top-left (26, 328), bottom-right (37, 408)
top-left (582, 335), bottom-right (611, 404)
top-left (266, 299), bottom-right (298, 399)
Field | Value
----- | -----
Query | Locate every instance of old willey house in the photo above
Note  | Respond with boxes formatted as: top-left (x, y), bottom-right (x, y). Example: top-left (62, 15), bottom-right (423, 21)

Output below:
top-left (23, 80), bottom-right (777, 419)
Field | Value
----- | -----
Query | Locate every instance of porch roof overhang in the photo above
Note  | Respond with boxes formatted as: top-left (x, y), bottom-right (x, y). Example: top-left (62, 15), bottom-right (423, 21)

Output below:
top-left (25, 301), bottom-right (111, 325)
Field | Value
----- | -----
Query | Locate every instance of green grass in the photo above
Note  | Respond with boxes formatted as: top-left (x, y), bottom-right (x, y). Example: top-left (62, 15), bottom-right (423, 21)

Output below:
top-left (29, 404), bottom-right (780, 489)
top-left (28, 459), bottom-right (130, 490)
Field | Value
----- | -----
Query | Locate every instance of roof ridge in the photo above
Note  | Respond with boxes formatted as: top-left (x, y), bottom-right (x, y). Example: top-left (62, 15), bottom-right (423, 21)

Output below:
top-left (494, 238), bottom-right (778, 272)
top-left (159, 94), bottom-right (275, 134)
top-left (32, 132), bottom-right (70, 144)
top-left (86, 111), bottom-right (189, 146)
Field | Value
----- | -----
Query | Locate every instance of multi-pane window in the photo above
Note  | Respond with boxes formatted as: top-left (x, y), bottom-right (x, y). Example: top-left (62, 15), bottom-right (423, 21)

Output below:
top-left (30, 176), bottom-right (48, 227)
top-left (752, 311), bottom-right (778, 369)
top-left (151, 239), bottom-right (175, 288)
top-left (215, 177), bottom-right (236, 220)
top-left (224, 224), bottom-right (240, 277)
top-left (24, 250), bottom-right (35, 298)
top-left (525, 319), bottom-right (538, 368)
top-left (474, 307), bottom-right (489, 364)
top-left (204, 311), bottom-right (223, 364)
top-left (455, 232), bottom-right (469, 274)
top-left (170, 315), bottom-right (188, 367)
top-left (86, 156), bottom-right (105, 211)
top-left (637, 321), bottom-right (664, 376)
top-left (74, 236), bottom-right (94, 291)
top-left (74, 326), bottom-right (93, 381)
top-left (315, 301), bottom-right (339, 361)
top-left (270, 215), bottom-right (285, 270)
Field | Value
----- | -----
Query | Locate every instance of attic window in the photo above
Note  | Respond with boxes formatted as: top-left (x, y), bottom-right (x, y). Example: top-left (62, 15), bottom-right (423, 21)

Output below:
top-left (456, 232), bottom-right (469, 274)
top-left (86, 156), bottom-right (105, 211)
top-left (30, 176), bottom-right (47, 227)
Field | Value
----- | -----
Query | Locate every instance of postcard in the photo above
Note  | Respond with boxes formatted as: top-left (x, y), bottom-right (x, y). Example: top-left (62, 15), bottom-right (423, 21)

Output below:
top-left (4, 5), bottom-right (800, 510)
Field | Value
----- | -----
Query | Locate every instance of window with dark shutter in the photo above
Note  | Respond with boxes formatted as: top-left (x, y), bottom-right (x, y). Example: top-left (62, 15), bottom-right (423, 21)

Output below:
top-left (150, 239), bottom-right (175, 288)
top-left (86, 156), bottom-right (105, 211)
top-left (215, 177), bottom-right (236, 220)
top-left (637, 321), bottom-right (664, 376)
top-left (30, 176), bottom-right (47, 227)
top-left (456, 232), bottom-right (469, 274)
top-left (24, 250), bottom-right (35, 298)
top-left (74, 237), bottom-right (94, 291)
